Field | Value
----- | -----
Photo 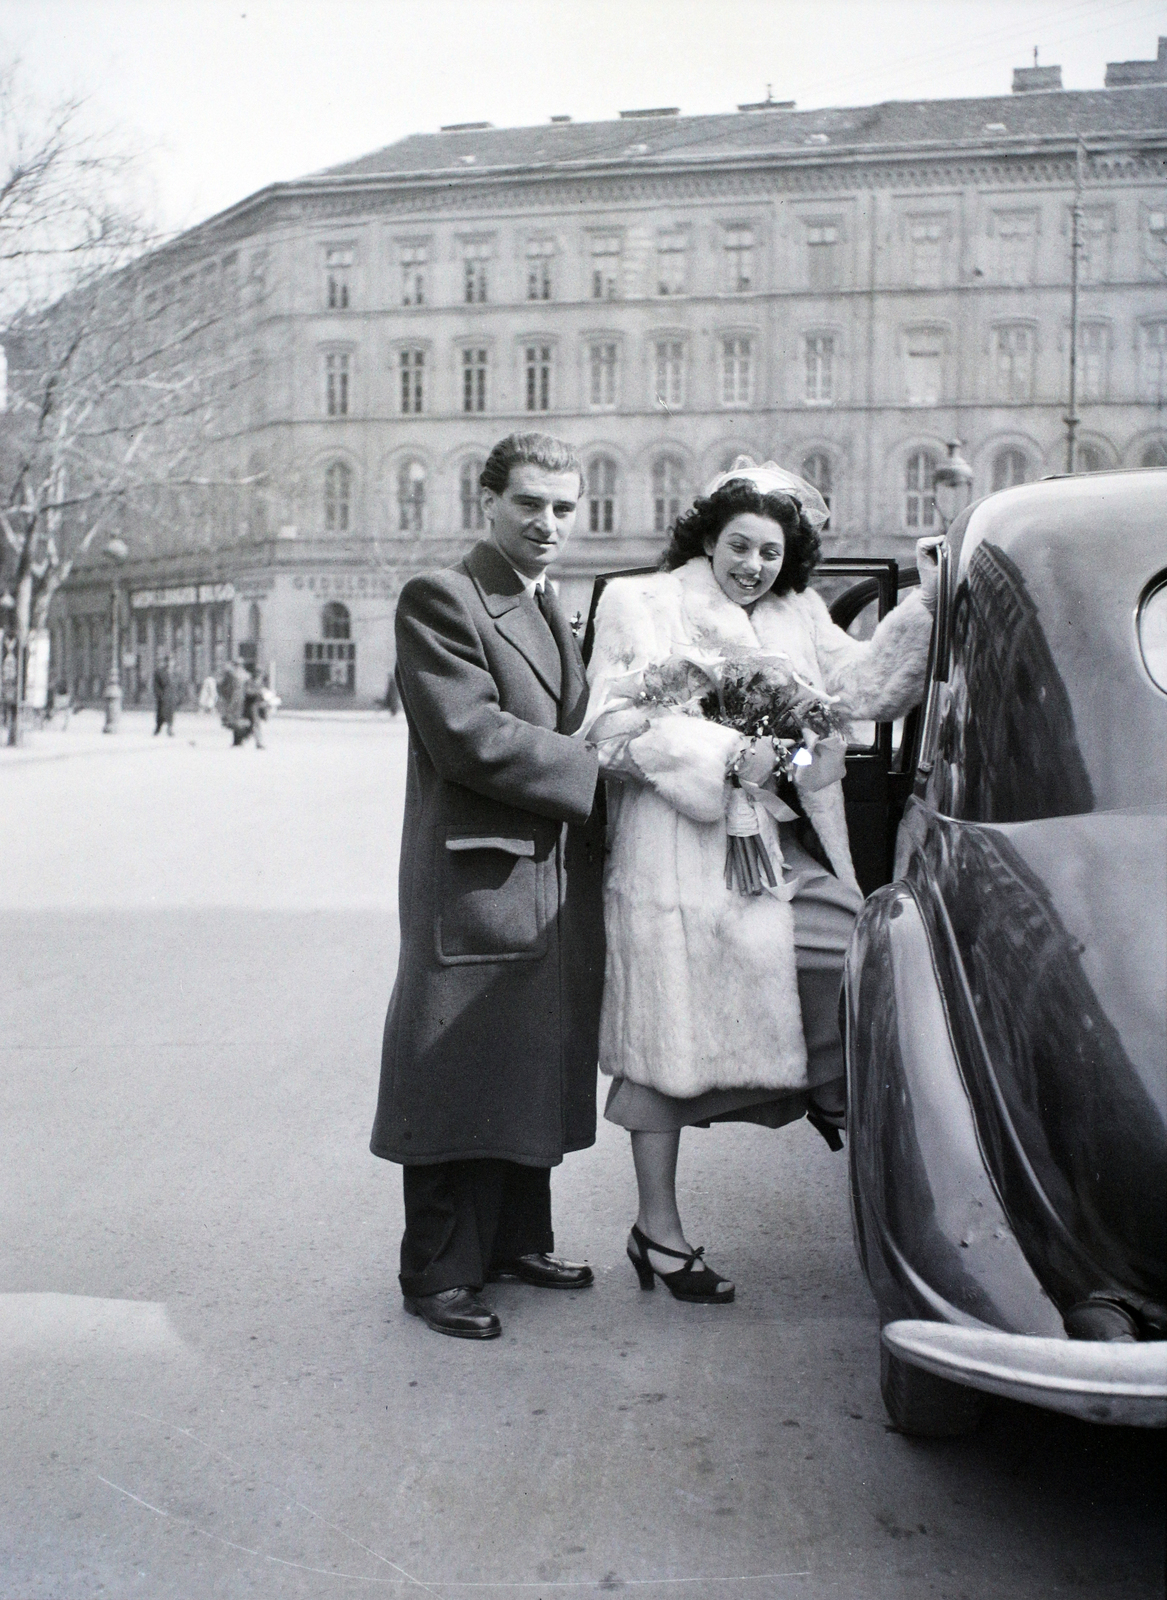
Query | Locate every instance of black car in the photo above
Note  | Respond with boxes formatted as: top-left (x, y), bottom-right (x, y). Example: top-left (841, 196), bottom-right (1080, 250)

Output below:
top-left (843, 469), bottom-right (1167, 1435)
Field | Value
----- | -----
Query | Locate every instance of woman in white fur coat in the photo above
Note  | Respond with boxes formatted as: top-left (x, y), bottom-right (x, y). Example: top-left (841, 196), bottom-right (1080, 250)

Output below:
top-left (582, 459), bottom-right (938, 1303)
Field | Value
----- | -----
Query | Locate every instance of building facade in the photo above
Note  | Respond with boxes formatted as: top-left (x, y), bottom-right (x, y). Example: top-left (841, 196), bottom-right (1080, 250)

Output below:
top-left (52, 46), bottom-right (1167, 708)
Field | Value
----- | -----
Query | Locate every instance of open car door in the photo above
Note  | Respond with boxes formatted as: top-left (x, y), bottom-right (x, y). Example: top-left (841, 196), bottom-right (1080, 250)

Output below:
top-left (581, 556), bottom-right (941, 897)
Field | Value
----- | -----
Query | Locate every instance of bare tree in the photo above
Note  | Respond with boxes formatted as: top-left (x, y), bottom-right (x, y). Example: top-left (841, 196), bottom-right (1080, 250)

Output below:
top-left (0, 60), bottom-right (260, 739)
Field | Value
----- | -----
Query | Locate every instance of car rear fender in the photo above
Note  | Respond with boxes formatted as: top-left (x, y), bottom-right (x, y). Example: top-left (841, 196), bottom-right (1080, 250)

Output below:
top-left (845, 882), bottom-right (1063, 1336)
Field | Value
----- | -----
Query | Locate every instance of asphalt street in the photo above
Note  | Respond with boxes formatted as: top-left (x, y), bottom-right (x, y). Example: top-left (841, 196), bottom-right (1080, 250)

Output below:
top-left (1, 709), bottom-right (1163, 1598)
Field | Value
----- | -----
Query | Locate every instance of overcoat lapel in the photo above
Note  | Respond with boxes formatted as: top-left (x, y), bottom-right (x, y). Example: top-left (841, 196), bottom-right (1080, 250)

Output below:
top-left (466, 541), bottom-right (563, 702)
top-left (538, 583), bottom-right (589, 733)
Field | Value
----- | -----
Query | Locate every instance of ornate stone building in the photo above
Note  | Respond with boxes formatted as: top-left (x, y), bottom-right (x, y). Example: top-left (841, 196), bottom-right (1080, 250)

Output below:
top-left (54, 45), bottom-right (1167, 707)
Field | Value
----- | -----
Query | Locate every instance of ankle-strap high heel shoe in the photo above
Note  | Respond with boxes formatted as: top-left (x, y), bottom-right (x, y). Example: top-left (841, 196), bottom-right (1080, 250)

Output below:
top-left (627, 1224), bottom-right (735, 1303)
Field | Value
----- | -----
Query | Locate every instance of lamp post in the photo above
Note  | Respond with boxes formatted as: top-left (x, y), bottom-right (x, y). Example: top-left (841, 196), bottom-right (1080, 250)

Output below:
top-left (1064, 138), bottom-right (1087, 474)
top-left (102, 537), bottom-right (129, 734)
top-left (932, 439), bottom-right (974, 533)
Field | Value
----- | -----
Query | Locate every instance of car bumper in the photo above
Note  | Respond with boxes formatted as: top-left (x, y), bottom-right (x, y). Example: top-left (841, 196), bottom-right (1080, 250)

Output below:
top-left (883, 1321), bottom-right (1167, 1428)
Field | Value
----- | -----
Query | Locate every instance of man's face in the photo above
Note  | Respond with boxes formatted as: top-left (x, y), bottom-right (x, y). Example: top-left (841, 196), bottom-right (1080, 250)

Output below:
top-left (483, 462), bottom-right (581, 579)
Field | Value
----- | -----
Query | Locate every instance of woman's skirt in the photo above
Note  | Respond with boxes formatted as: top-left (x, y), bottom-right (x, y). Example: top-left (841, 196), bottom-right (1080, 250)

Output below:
top-left (603, 827), bottom-right (864, 1133)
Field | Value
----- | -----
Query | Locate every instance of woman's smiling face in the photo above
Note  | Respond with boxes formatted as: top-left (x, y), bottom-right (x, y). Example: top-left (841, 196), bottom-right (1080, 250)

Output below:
top-left (705, 512), bottom-right (787, 607)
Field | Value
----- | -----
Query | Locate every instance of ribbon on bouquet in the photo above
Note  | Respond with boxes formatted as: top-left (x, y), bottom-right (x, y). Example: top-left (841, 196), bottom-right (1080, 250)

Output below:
top-left (724, 777), bottom-right (802, 900)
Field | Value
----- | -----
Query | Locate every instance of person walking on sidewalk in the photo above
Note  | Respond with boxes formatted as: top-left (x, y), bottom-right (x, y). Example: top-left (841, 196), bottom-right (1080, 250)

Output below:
top-left (152, 656), bottom-right (177, 736)
top-left (242, 667), bottom-right (267, 749)
top-left (370, 432), bottom-right (605, 1340)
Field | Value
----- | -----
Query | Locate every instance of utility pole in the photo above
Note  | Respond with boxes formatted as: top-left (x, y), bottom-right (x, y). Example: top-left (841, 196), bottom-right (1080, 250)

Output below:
top-left (1064, 138), bottom-right (1086, 474)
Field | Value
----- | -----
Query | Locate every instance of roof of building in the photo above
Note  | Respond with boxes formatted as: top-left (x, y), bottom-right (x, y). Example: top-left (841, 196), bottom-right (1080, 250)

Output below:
top-left (313, 86), bottom-right (1167, 183)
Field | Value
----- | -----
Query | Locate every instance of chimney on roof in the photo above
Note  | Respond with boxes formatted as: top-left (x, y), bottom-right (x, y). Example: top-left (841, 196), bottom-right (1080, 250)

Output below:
top-left (1104, 37), bottom-right (1167, 86)
top-left (439, 120), bottom-right (492, 132)
top-left (618, 106), bottom-right (680, 119)
top-left (550, 115), bottom-right (572, 123)
top-left (1012, 63), bottom-right (1062, 93)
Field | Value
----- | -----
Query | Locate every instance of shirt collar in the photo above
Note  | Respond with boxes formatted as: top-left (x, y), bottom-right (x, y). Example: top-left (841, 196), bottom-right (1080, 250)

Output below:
top-left (501, 559), bottom-right (546, 598)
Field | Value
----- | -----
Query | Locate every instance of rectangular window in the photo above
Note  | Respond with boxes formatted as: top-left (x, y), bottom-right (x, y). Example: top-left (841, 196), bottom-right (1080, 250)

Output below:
top-left (304, 640), bottom-right (356, 693)
top-left (325, 352), bottom-right (349, 417)
top-left (994, 212), bottom-right (1036, 286)
top-left (1140, 322), bottom-right (1167, 403)
top-left (908, 218), bottom-right (946, 287)
top-left (993, 326), bottom-right (1033, 403)
top-left (325, 246), bottom-right (353, 309)
top-left (720, 336), bottom-right (753, 406)
top-left (656, 233), bottom-right (686, 296)
top-left (525, 344), bottom-right (552, 412)
top-left (590, 236), bottom-right (621, 300)
top-left (462, 347), bottom-right (487, 413)
top-left (399, 348), bottom-right (424, 414)
top-left (1078, 209), bottom-right (1111, 286)
top-left (400, 244), bottom-right (427, 306)
top-left (588, 342), bottom-right (618, 409)
top-left (653, 340), bottom-right (684, 408)
top-left (1078, 325), bottom-right (1107, 401)
top-left (806, 223), bottom-right (840, 290)
top-left (723, 226), bottom-right (754, 292)
top-left (463, 242), bottom-right (491, 304)
top-left (526, 238), bottom-right (554, 301)
top-left (805, 334), bottom-right (835, 403)
top-left (905, 333), bottom-right (942, 405)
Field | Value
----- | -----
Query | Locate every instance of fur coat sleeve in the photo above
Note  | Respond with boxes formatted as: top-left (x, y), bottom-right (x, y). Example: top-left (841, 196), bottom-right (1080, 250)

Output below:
top-left (798, 585), bottom-right (933, 722)
top-left (583, 574), bottom-right (744, 823)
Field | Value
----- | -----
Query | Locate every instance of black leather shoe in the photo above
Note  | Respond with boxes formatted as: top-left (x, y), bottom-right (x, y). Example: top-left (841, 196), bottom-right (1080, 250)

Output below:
top-left (487, 1252), bottom-right (594, 1290)
top-left (403, 1286), bottom-right (501, 1339)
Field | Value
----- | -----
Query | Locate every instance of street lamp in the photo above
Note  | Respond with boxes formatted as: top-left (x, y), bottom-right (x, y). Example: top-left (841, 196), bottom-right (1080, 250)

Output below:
top-left (932, 440), bottom-right (974, 532)
top-left (102, 537), bottom-right (129, 734)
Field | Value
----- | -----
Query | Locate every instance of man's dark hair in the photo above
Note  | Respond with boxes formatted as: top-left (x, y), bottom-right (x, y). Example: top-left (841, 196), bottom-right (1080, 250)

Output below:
top-left (660, 480), bottom-right (821, 597)
top-left (480, 432), bottom-right (584, 495)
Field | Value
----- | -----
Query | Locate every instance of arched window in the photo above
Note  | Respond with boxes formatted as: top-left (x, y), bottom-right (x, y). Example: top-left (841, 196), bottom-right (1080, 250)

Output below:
top-left (460, 458), bottom-right (485, 532)
top-left (587, 456), bottom-right (618, 535)
top-left (397, 459), bottom-right (426, 533)
top-left (904, 449), bottom-right (938, 529)
top-left (652, 454), bottom-right (686, 534)
top-left (324, 461), bottom-right (352, 532)
top-left (992, 448), bottom-right (1029, 492)
top-left (801, 451), bottom-right (832, 509)
top-left (1140, 440), bottom-right (1167, 469)
top-left (1075, 443), bottom-right (1106, 474)
top-left (322, 602), bottom-right (351, 640)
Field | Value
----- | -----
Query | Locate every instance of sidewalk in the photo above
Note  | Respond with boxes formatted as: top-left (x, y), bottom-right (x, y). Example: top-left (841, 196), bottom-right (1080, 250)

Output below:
top-left (1, 706), bottom-right (405, 765)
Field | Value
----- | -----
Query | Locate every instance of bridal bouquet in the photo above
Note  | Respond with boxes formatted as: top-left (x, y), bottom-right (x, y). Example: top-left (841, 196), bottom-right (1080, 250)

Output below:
top-left (628, 651), bottom-right (847, 896)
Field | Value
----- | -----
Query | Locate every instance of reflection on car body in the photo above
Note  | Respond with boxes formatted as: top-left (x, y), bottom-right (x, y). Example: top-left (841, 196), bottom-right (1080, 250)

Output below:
top-left (844, 469), bottom-right (1167, 1436)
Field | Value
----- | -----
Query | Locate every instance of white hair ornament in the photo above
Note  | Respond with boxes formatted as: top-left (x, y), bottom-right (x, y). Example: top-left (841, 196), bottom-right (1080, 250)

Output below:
top-left (702, 456), bottom-right (829, 534)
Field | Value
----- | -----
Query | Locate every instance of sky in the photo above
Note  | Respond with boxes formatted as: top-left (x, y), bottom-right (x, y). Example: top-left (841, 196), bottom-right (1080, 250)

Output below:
top-left (1, 0), bottom-right (1164, 235)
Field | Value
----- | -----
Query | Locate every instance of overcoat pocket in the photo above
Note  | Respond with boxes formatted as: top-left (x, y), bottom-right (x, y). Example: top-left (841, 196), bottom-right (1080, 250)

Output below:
top-left (436, 832), bottom-right (548, 964)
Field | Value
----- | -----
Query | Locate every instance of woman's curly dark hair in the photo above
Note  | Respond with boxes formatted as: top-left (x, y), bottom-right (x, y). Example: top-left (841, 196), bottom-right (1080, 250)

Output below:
top-left (660, 481), bottom-right (820, 596)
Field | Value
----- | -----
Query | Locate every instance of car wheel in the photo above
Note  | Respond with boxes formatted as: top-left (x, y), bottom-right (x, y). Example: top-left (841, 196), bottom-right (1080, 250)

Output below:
top-left (880, 1344), bottom-right (986, 1438)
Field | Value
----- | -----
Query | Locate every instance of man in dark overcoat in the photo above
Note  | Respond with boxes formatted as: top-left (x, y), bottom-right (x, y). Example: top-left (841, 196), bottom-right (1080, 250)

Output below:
top-left (371, 432), bottom-right (605, 1340)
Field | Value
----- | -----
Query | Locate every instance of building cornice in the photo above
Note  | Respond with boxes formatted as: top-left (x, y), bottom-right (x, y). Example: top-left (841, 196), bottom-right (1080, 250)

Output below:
top-left (152, 132), bottom-right (1167, 264)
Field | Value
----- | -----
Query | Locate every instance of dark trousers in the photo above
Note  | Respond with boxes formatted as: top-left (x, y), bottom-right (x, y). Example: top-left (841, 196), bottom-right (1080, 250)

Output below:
top-left (399, 1160), bottom-right (553, 1297)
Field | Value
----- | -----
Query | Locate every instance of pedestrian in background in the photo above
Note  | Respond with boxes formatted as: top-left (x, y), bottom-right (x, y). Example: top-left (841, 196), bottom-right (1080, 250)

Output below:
top-left (219, 659), bottom-right (250, 746)
top-left (243, 666), bottom-right (267, 749)
top-left (152, 656), bottom-right (177, 736)
top-left (198, 672), bottom-right (219, 714)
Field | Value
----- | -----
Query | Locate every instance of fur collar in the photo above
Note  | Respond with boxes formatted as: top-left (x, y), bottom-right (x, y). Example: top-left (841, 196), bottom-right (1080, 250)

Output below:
top-left (674, 558), bottom-right (823, 686)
